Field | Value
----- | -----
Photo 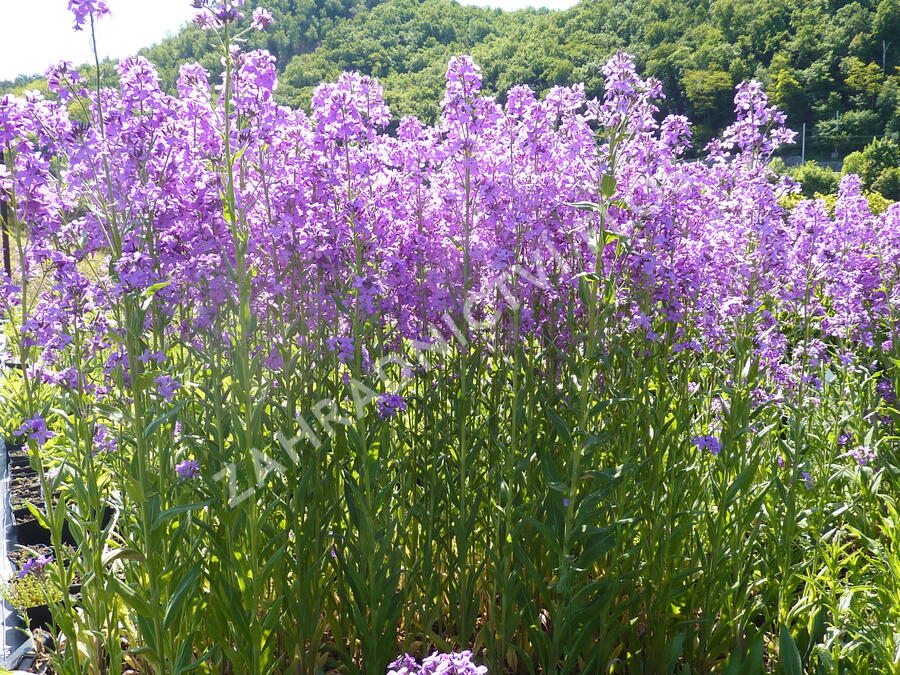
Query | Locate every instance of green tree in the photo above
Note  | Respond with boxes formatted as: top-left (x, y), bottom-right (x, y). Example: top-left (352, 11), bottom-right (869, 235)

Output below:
top-left (845, 56), bottom-right (885, 105)
top-left (4, 0), bottom-right (900, 147)
top-left (683, 69), bottom-right (733, 124)
top-left (843, 136), bottom-right (900, 196)
top-left (875, 0), bottom-right (900, 70)
top-left (769, 53), bottom-right (808, 122)
top-left (872, 165), bottom-right (900, 198)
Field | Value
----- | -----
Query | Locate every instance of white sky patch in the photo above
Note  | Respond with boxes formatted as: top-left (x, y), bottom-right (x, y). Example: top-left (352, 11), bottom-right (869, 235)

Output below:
top-left (458, 0), bottom-right (577, 9)
top-left (0, 0), bottom-right (195, 81)
top-left (0, 0), bottom-right (577, 82)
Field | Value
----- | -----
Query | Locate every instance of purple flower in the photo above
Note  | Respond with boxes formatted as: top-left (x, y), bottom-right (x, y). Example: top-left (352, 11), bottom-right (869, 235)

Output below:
top-left (251, 7), bottom-right (274, 30)
top-left (327, 336), bottom-right (356, 364)
top-left (14, 415), bottom-right (54, 446)
top-left (192, 0), bottom-right (245, 29)
top-left (849, 445), bottom-right (876, 466)
top-left (387, 655), bottom-right (421, 675)
top-left (388, 651), bottom-right (487, 675)
top-left (93, 424), bottom-right (118, 454)
top-left (18, 554), bottom-right (52, 579)
top-left (692, 435), bottom-right (722, 456)
top-left (376, 393), bottom-right (407, 420)
top-left (46, 61), bottom-right (86, 101)
top-left (175, 459), bottom-right (201, 480)
top-left (877, 379), bottom-right (896, 404)
top-left (67, 0), bottom-right (109, 31)
top-left (154, 375), bottom-right (180, 402)
top-left (801, 471), bottom-right (815, 489)
top-left (139, 350), bottom-right (166, 365)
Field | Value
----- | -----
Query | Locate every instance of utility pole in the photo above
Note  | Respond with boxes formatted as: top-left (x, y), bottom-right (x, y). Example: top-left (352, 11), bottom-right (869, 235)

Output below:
top-left (0, 195), bottom-right (9, 282)
top-left (1, 147), bottom-right (9, 279)
top-left (1, 198), bottom-right (10, 280)
top-left (801, 122), bottom-right (806, 164)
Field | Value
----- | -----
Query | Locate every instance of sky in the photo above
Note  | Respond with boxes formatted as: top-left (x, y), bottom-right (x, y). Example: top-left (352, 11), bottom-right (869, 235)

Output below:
top-left (0, 0), bottom-right (578, 82)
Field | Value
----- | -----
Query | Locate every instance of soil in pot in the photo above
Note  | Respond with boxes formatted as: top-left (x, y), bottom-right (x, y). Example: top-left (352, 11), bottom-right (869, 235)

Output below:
top-left (5, 441), bottom-right (28, 468)
top-left (7, 445), bottom-right (113, 547)
top-left (9, 464), bottom-right (49, 546)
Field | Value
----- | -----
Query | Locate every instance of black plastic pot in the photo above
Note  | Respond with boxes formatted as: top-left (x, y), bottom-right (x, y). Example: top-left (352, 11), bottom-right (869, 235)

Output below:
top-left (14, 518), bottom-right (57, 548)
top-left (7, 449), bottom-right (54, 547)
top-left (22, 584), bottom-right (81, 631)
top-left (14, 506), bottom-right (114, 548)
top-left (23, 603), bottom-right (51, 632)
top-left (7, 446), bottom-right (115, 547)
top-left (4, 442), bottom-right (27, 468)
top-left (1, 437), bottom-right (33, 668)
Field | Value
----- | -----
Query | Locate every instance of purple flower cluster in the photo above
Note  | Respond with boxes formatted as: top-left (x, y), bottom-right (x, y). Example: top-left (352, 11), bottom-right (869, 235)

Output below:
top-left (387, 651), bottom-right (487, 675)
top-left (376, 393), bottom-right (407, 420)
top-left (93, 424), bottom-right (118, 454)
top-left (18, 554), bottom-right (52, 579)
top-left (155, 375), bottom-right (180, 402)
top-left (175, 459), bottom-right (201, 480)
top-left (3, 46), bottom-right (897, 363)
top-left (14, 415), bottom-right (54, 446)
top-left (251, 7), bottom-right (273, 30)
top-left (192, 0), bottom-right (248, 29)
top-left (1, 27), bottom-right (898, 469)
top-left (877, 378), bottom-right (897, 404)
top-left (849, 445), bottom-right (876, 466)
top-left (67, 0), bottom-right (109, 31)
top-left (692, 435), bottom-right (723, 456)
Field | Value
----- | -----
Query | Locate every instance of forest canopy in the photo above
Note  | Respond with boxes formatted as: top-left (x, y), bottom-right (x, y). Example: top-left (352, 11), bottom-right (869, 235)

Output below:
top-left (3, 0), bottom-right (900, 151)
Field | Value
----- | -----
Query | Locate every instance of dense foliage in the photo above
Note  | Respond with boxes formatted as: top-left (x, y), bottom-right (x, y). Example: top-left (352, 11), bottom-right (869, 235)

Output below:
top-left (4, 0), bottom-right (900, 149)
top-left (844, 136), bottom-right (900, 198)
top-left (781, 137), bottom-right (900, 200)
top-left (1, 2), bottom-right (900, 674)
top-left (279, 0), bottom-right (900, 147)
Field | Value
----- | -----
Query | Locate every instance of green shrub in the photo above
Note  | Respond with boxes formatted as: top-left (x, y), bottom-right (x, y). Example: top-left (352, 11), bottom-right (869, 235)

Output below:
top-left (872, 166), bottom-right (900, 201)
top-left (790, 161), bottom-right (840, 197)
top-left (843, 150), bottom-right (865, 177)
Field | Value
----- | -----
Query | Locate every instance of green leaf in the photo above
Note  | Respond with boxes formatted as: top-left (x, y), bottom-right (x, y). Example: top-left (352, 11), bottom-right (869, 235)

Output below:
top-left (102, 548), bottom-right (146, 566)
top-left (668, 631), bottom-right (685, 674)
top-left (23, 500), bottom-right (50, 530)
top-left (779, 625), bottom-right (803, 675)
top-left (546, 409), bottom-right (572, 446)
top-left (600, 173), bottom-right (617, 198)
top-left (110, 576), bottom-right (153, 617)
top-left (140, 279), bottom-right (173, 310)
top-left (164, 563), bottom-right (202, 629)
top-left (145, 401), bottom-right (186, 439)
top-left (565, 201), bottom-right (601, 212)
top-left (151, 501), bottom-right (212, 534)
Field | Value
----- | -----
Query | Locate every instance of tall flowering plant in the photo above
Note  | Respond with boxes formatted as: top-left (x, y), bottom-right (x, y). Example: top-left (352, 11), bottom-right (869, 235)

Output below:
top-left (0, 1), bottom-right (898, 673)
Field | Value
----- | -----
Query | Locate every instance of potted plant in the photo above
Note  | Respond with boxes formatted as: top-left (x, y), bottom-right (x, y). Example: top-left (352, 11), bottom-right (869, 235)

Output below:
top-left (7, 446), bottom-right (114, 548)
top-left (5, 440), bottom-right (29, 469)
top-left (1, 554), bottom-right (64, 631)
top-left (7, 447), bottom-right (53, 547)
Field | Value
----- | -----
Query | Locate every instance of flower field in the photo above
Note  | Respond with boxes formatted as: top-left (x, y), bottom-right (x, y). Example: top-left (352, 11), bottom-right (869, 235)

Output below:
top-left (0, 1), bottom-right (899, 673)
